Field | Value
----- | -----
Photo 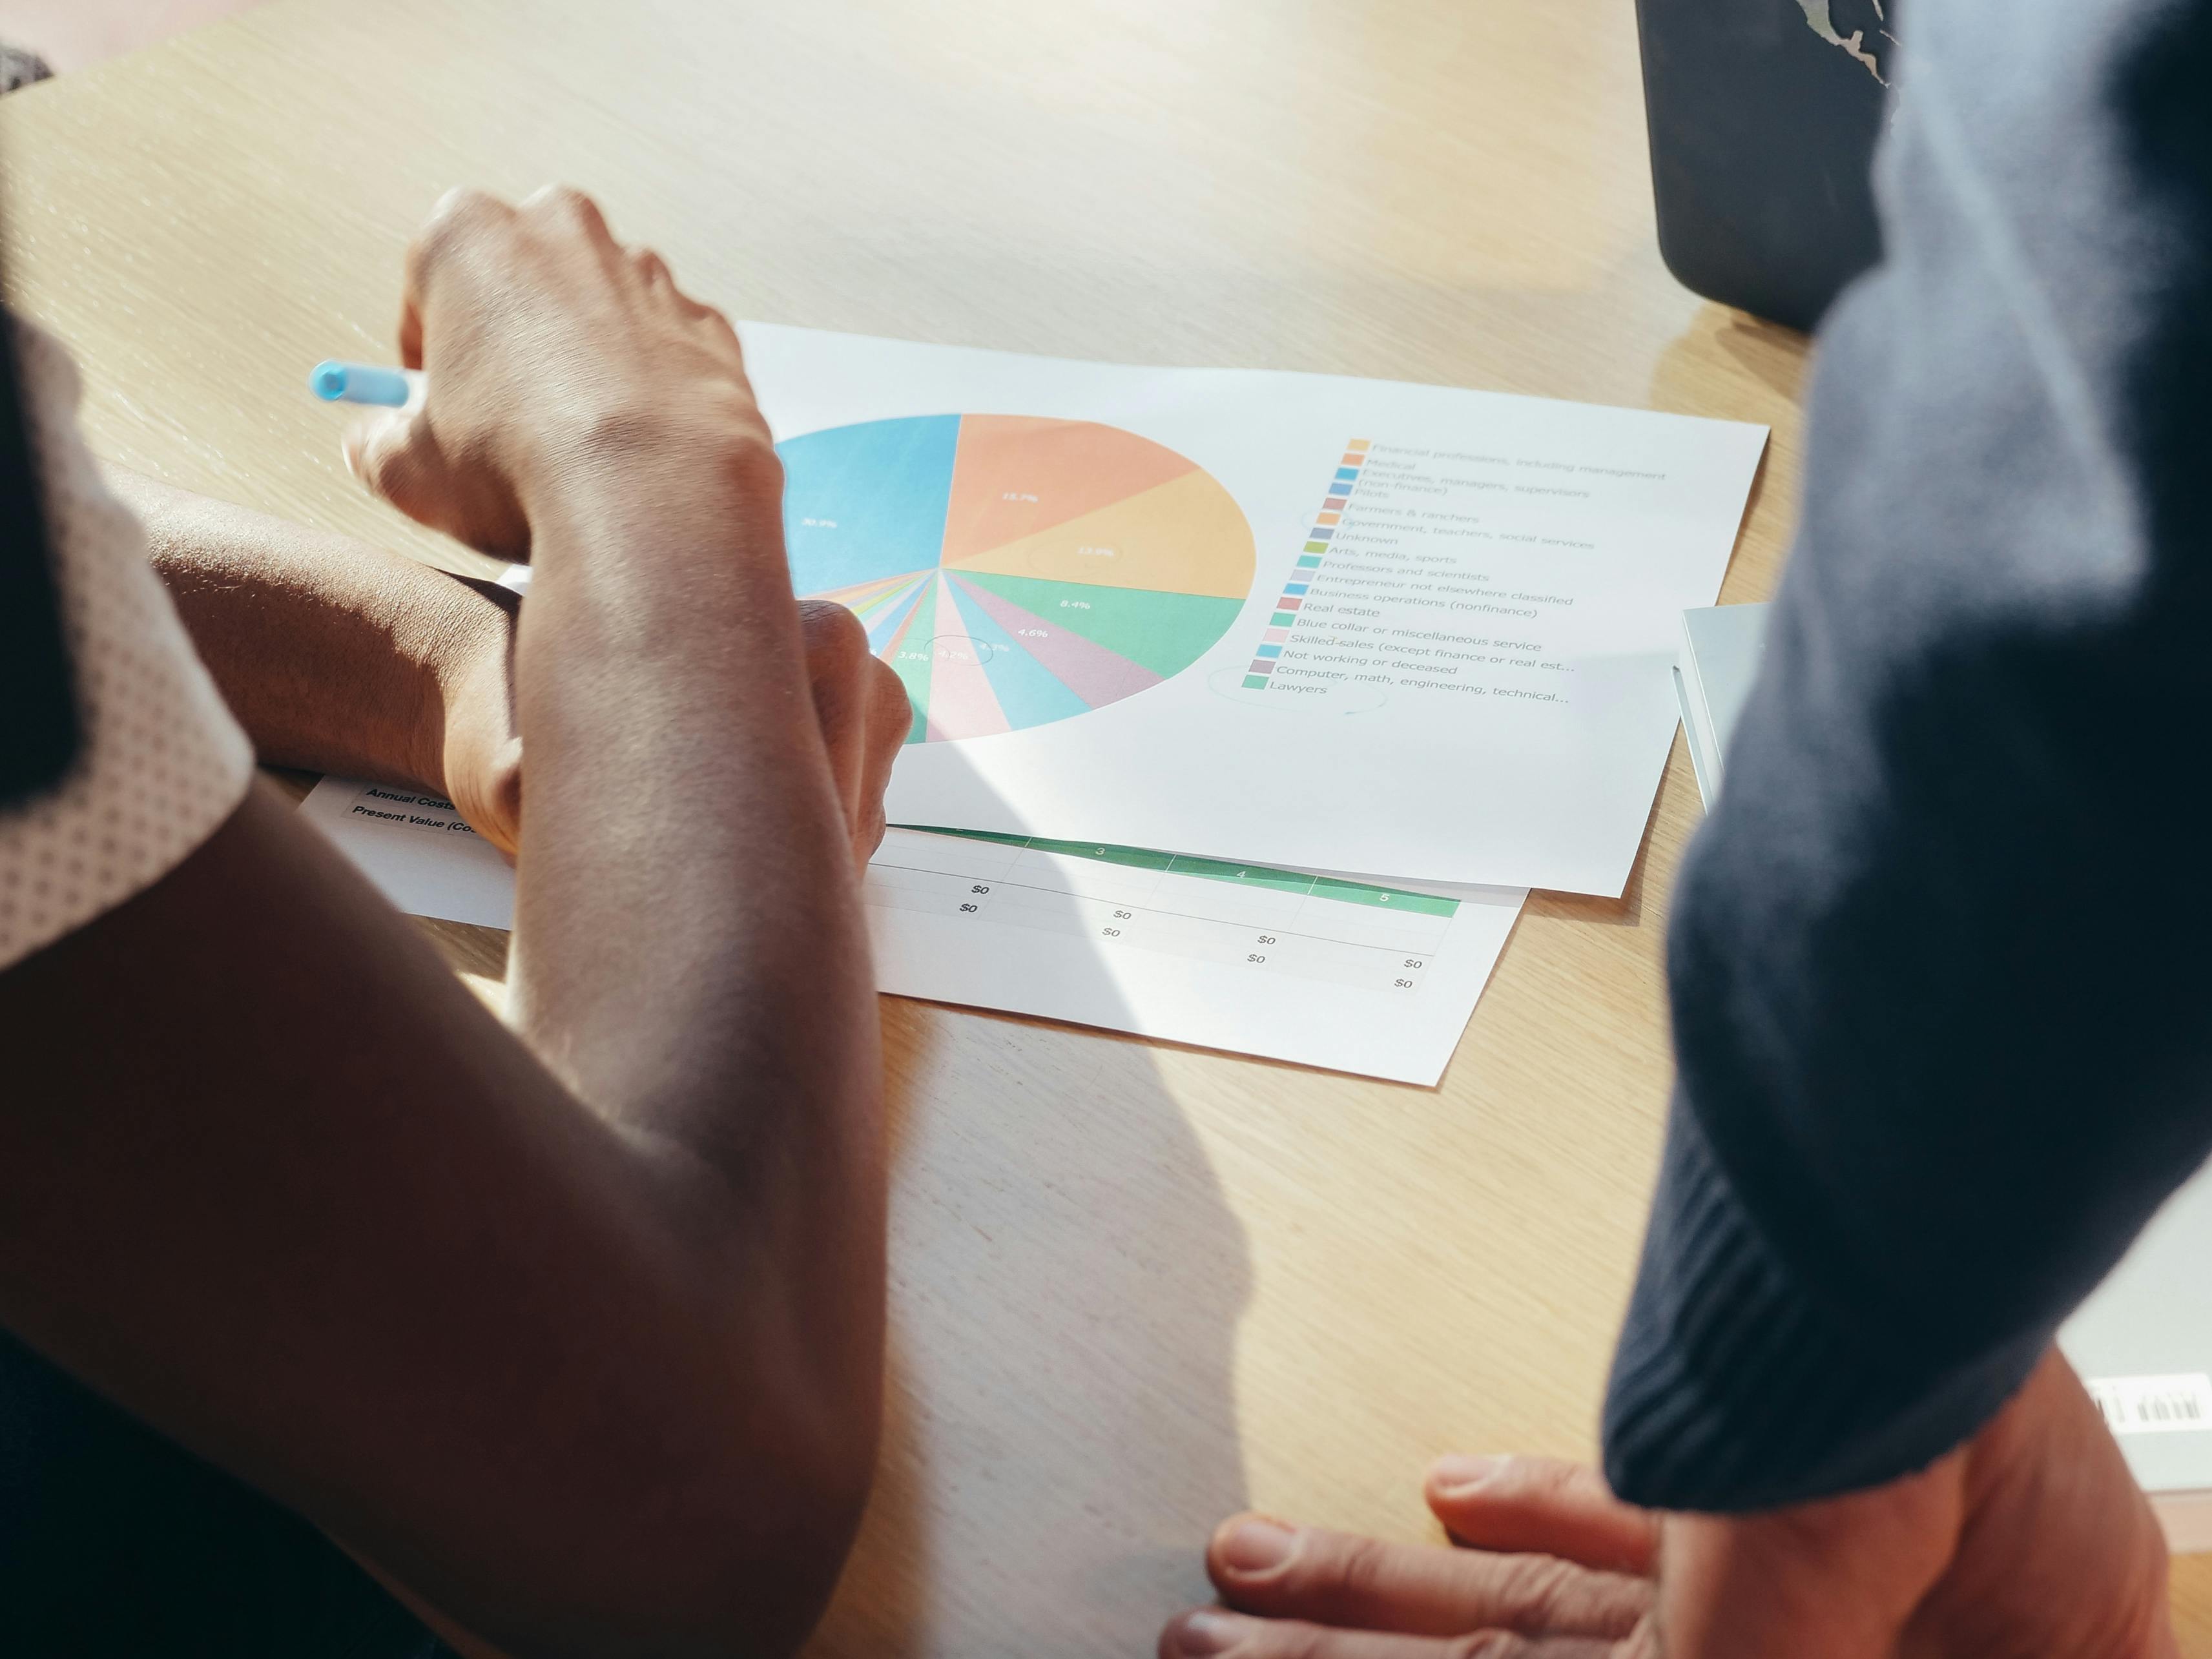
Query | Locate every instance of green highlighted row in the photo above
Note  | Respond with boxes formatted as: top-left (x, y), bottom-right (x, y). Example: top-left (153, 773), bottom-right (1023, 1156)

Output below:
top-left (894, 826), bottom-right (1460, 915)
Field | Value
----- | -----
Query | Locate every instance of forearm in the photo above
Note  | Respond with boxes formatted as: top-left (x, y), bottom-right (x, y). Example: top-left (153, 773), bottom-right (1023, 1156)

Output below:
top-left (0, 791), bottom-right (864, 1657)
top-left (117, 468), bottom-right (511, 794)
top-left (510, 438), bottom-right (884, 1496)
top-left (513, 444), bottom-right (856, 1091)
top-left (1605, 0), bottom-right (2212, 1510)
top-left (125, 446), bottom-right (886, 1503)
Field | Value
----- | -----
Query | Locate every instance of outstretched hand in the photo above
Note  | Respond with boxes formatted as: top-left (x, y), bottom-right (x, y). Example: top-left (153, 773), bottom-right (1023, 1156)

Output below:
top-left (1161, 1348), bottom-right (2175, 1658)
top-left (1163, 1456), bottom-right (1656, 1658)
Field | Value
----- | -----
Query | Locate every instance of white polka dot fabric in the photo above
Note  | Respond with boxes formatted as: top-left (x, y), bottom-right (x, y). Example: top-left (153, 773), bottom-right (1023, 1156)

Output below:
top-left (0, 323), bottom-right (252, 972)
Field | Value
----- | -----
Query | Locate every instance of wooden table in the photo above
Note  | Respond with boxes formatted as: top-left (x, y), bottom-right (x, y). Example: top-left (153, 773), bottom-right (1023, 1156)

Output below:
top-left (8, 0), bottom-right (2207, 1651)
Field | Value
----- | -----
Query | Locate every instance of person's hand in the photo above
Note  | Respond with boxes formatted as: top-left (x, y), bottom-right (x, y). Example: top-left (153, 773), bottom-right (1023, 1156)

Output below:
top-left (424, 581), bottom-right (524, 857)
top-left (344, 185), bottom-right (909, 868)
top-left (1160, 1348), bottom-right (2175, 1658)
top-left (1162, 1456), bottom-right (1657, 1658)
top-left (428, 589), bottom-right (906, 871)
top-left (342, 183), bottom-right (771, 561)
top-left (792, 598), bottom-right (911, 871)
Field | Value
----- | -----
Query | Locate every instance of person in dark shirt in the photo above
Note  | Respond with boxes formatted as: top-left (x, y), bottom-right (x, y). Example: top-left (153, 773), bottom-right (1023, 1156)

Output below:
top-left (1157, 0), bottom-right (2211, 1650)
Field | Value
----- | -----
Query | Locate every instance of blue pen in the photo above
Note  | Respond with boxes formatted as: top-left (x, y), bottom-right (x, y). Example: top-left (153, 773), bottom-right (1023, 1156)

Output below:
top-left (309, 360), bottom-right (417, 407)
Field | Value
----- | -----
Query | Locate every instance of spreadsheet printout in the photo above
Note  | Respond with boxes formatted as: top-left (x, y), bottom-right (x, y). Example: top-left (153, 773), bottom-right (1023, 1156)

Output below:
top-left (302, 779), bottom-right (1523, 1084)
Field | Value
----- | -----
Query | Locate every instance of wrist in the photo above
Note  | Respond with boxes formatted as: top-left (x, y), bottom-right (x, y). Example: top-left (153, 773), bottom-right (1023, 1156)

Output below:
top-left (524, 404), bottom-right (787, 581)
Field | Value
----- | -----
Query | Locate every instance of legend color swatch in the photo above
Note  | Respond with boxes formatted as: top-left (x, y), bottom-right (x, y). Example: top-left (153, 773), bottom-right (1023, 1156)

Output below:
top-left (1246, 438), bottom-right (1367, 688)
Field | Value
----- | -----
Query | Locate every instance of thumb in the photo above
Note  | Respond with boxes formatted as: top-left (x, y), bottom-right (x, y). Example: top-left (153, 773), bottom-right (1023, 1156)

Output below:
top-left (1425, 1457), bottom-right (1660, 1576)
top-left (467, 732), bottom-right (524, 863)
top-left (344, 407), bottom-right (455, 532)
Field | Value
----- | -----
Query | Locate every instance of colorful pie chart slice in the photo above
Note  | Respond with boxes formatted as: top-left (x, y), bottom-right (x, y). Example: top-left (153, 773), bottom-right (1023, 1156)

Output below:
top-left (779, 415), bottom-right (1256, 743)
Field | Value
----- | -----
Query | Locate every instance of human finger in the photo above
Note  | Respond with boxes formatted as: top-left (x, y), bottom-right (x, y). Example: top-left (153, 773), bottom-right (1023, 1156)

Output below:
top-left (400, 187), bottom-right (517, 369)
top-left (475, 732), bottom-right (524, 860)
top-left (682, 286), bottom-right (740, 335)
top-left (517, 181), bottom-right (619, 252)
top-left (852, 654), bottom-right (907, 865)
top-left (345, 407), bottom-right (531, 557)
top-left (344, 409), bottom-right (449, 530)
top-left (796, 601), bottom-right (891, 865)
top-left (1205, 1516), bottom-right (1649, 1641)
top-left (1159, 1606), bottom-right (1626, 1659)
top-left (1425, 1458), bottom-right (1660, 1577)
top-left (798, 599), bottom-right (871, 773)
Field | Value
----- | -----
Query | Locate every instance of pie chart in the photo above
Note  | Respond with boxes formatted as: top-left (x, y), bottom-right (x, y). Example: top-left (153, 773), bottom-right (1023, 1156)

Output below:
top-left (778, 414), bottom-right (1255, 743)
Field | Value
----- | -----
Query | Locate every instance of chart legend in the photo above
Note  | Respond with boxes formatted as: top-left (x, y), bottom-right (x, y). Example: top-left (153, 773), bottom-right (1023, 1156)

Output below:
top-left (1245, 438), bottom-right (1367, 688)
top-left (779, 415), bottom-right (1256, 742)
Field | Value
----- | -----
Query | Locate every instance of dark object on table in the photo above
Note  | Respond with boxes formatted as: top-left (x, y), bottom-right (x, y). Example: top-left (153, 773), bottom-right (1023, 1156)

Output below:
top-left (1633, 0), bottom-right (1893, 333)
top-left (0, 46), bottom-right (54, 96)
top-left (0, 305), bottom-right (79, 807)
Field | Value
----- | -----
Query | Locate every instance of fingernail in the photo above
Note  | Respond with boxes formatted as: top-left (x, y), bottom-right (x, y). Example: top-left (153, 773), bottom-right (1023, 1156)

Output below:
top-left (1171, 1609), bottom-right (1253, 1656)
top-left (1215, 1515), bottom-right (1297, 1575)
top-left (1430, 1453), bottom-right (1504, 1495)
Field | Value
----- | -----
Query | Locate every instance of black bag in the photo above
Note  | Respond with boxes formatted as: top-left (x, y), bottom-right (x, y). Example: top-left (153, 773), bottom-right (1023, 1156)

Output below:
top-left (1634, 0), bottom-right (1894, 331)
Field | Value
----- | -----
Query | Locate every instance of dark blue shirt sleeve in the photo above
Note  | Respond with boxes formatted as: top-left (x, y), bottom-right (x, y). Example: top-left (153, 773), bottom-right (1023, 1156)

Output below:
top-left (1603, 0), bottom-right (2212, 1510)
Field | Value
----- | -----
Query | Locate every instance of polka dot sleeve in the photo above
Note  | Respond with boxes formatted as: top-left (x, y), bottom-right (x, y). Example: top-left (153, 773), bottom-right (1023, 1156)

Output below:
top-left (0, 324), bottom-right (253, 971)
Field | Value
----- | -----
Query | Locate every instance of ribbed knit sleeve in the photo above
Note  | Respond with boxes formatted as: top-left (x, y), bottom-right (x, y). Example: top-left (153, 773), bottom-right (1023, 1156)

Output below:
top-left (1606, 1095), bottom-right (2051, 1510)
top-left (1604, 0), bottom-right (2212, 1511)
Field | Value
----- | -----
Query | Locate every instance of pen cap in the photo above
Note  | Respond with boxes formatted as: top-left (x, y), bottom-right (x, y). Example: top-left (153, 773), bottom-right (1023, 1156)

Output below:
top-left (309, 360), bottom-right (415, 407)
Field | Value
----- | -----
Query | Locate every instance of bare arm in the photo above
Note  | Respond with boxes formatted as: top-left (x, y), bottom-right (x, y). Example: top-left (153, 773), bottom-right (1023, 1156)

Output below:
top-left (117, 468), bottom-right (524, 850)
top-left (0, 189), bottom-right (907, 1658)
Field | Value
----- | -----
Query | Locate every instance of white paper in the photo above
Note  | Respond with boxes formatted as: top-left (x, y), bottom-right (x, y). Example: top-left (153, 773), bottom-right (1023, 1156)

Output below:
top-left (300, 779), bottom-right (1524, 1085)
top-left (300, 780), bottom-right (518, 928)
top-left (730, 324), bottom-right (1766, 896)
top-left (864, 827), bottom-right (1522, 1084)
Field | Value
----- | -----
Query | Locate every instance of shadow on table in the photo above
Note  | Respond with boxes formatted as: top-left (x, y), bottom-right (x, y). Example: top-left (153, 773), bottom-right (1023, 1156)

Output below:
top-left (809, 768), bottom-right (1256, 1657)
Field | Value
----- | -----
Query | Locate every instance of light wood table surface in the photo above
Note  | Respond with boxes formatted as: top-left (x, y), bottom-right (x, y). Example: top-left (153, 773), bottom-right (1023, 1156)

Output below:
top-left (7, 0), bottom-right (2207, 1651)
